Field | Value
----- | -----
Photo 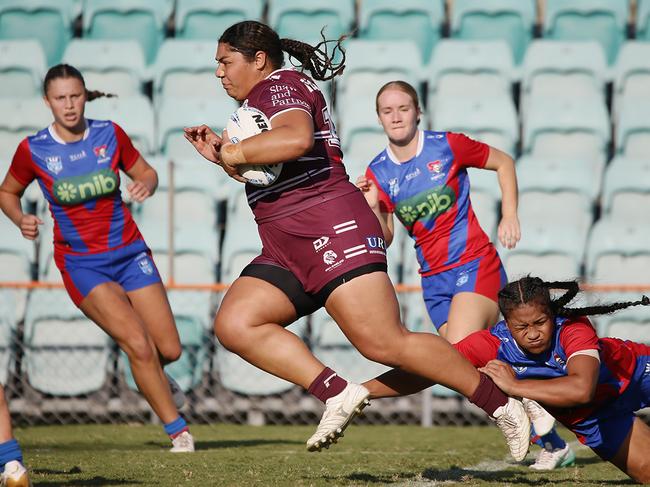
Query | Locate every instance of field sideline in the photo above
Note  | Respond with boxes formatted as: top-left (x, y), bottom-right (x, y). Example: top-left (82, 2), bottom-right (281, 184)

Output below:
top-left (16, 424), bottom-right (633, 486)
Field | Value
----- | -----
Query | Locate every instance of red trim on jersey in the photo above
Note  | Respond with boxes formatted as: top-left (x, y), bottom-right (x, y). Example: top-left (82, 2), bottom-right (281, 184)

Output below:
top-left (453, 330), bottom-right (500, 368)
top-left (447, 132), bottom-right (490, 169)
top-left (8, 139), bottom-right (36, 186)
top-left (365, 167), bottom-right (394, 213)
top-left (112, 122), bottom-right (140, 171)
top-left (558, 317), bottom-right (599, 359)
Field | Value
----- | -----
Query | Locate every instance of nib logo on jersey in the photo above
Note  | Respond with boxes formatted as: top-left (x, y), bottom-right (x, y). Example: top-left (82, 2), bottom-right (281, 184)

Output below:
top-left (53, 168), bottom-right (118, 205)
top-left (395, 186), bottom-right (456, 228)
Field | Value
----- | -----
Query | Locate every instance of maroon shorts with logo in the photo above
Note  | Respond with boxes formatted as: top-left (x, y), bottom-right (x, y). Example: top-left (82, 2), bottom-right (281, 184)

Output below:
top-left (242, 190), bottom-right (388, 316)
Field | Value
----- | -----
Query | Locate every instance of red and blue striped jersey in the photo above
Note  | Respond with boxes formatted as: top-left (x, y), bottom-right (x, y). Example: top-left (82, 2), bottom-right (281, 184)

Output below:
top-left (366, 131), bottom-right (493, 275)
top-left (455, 317), bottom-right (650, 429)
top-left (9, 120), bottom-right (143, 255)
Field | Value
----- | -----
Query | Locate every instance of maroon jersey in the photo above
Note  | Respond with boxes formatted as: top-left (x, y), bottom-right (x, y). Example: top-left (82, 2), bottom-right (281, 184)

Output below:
top-left (243, 69), bottom-right (357, 223)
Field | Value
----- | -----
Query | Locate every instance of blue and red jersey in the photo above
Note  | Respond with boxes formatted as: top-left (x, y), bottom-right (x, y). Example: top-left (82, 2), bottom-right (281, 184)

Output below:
top-left (455, 316), bottom-right (650, 431)
top-left (366, 131), bottom-right (492, 276)
top-left (9, 120), bottom-right (143, 256)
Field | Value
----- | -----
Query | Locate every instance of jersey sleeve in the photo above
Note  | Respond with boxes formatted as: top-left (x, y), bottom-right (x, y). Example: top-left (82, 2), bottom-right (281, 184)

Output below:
top-left (8, 139), bottom-right (36, 186)
top-left (453, 330), bottom-right (500, 368)
top-left (113, 122), bottom-right (141, 172)
top-left (249, 74), bottom-right (313, 121)
top-left (447, 132), bottom-right (490, 169)
top-left (365, 166), bottom-right (395, 213)
top-left (559, 317), bottom-right (600, 361)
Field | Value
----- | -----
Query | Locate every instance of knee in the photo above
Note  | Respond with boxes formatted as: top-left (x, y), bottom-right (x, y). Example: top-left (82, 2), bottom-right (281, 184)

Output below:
top-left (159, 343), bottom-right (182, 364)
top-left (214, 313), bottom-right (252, 353)
top-left (123, 335), bottom-right (155, 364)
top-left (355, 335), bottom-right (406, 367)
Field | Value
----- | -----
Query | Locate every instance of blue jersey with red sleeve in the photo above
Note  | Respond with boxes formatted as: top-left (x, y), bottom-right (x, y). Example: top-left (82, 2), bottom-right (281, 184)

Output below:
top-left (9, 120), bottom-right (143, 255)
top-left (454, 317), bottom-right (650, 431)
top-left (366, 130), bottom-right (492, 275)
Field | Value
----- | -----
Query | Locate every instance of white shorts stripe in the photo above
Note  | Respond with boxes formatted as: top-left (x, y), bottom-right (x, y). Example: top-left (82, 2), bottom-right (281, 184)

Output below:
top-left (333, 220), bottom-right (356, 229)
top-left (345, 249), bottom-right (368, 258)
top-left (344, 244), bottom-right (366, 254)
top-left (335, 225), bottom-right (358, 234)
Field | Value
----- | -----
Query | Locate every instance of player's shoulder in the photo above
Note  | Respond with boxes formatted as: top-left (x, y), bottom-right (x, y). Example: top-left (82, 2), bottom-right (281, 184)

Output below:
top-left (254, 68), bottom-right (309, 93)
top-left (26, 126), bottom-right (51, 145)
top-left (368, 148), bottom-right (390, 169)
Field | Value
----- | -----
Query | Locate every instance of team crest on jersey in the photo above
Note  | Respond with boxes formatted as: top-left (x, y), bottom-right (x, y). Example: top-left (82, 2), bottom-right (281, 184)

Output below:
top-left (388, 178), bottom-right (400, 198)
top-left (136, 253), bottom-right (154, 275)
top-left (45, 155), bottom-right (63, 175)
top-left (323, 250), bottom-right (338, 265)
top-left (427, 160), bottom-right (442, 173)
top-left (93, 145), bottom-right (110, 164)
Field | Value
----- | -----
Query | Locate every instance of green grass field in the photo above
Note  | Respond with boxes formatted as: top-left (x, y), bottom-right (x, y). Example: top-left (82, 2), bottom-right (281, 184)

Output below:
top-left (18, 424), bottom-right (632, 486)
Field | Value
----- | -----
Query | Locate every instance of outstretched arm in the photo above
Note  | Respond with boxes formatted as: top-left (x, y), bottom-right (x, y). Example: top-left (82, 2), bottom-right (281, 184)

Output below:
top-left (483, 147), bottom-right (520, 249)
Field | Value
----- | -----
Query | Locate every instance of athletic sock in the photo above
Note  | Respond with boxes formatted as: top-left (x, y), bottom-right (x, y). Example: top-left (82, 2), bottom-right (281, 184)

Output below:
top-left (307, 367), bottom-right (347, 403)
top-left (468, 372), bottom-right (509, 417)
top-left (530, 425), bottom-right (545, 448)
top-left (164, 416), bottom-right (189, 439)
top-left (0, 439), bottom-right (23, 470)
top-left (541, 427), bottom-right (567, 451)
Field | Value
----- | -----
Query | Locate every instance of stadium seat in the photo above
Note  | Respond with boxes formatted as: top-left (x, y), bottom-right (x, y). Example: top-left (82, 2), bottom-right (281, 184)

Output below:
top-left (586, 218), bottom-right (650, 284)
top-left (427, 39), bottom-right (515, 104)
top-left (0, 0), bottom-right (75, 66)
top-left (431, 96), bottom-right (519, 156)
top-left (601, 157), bottom-right (650, 223)
top-left (615, 97), bottom-right (650, 159)
top-left (358, 0), bottom-right (445, 63)
top-left (175, 0), bottom-right (264, 39)
top-left (450, 0), bottom-right (536, 64)
top-left (0, 218), bottom-right (33, 282)
top-left (0, 97), bottom-right (52, 160)
top-left (153, 40), bottom-right (235, 106)
top-left (543, 0), bottom-right (628, 64)
top-left (590, 292), bottom-right (650, 341)
top-left (311, 310), bottom-right (391, 383)
top-left (24, 289), bottom-right (111, 395)
top-left (613, 42), bottom-right (650, 117)
top-left (84, 95), bottom-right (155, 155)
top-left (637, 0), bottom-right (650, 41)
top-left (83, 0), bottom-right (173, 65)
top-left (62, 39), bottom-right (146, 97)
top-left (521, 96), bottom-right (610, 164)
top-left (520, 40), bottom-right (607, 117)
top-left (386, 221), bottom-right (409, 285)
top-left (468, 188), bottom-right (498, 242)
top-left (0, 40), bottom-right (46, 98)
top-left (157, 97), bottom-right (237, 161)
top-left (268, 0), bottom-right (355, 44)
top-left (0, 299), bottom-right (13, 385)
top-left (336, 39), bottom-right (423, 126)
top-left (216, 319), bottom-right (307, 395)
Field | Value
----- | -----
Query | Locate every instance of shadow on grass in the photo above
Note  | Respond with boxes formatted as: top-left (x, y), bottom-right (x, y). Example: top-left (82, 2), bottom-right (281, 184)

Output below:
top-left (144, 438), bottom-right (303, 450)
top-left (33, 467), bottom-right (141, 486)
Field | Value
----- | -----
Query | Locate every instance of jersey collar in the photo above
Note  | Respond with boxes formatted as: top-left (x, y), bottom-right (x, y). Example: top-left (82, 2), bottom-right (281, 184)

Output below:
top-left (386, 130), bottom-right (424, 165)
top-left (48, 119), bottom-right (90, 145)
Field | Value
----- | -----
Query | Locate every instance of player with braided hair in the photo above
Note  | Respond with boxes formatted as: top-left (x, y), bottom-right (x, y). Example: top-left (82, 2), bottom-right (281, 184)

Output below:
top-left (185, 20), bottom-right (531, 458)
top-left (458, 276), bottom-right (650, 482)
top-left (0, 64), bottom-right (194, 453)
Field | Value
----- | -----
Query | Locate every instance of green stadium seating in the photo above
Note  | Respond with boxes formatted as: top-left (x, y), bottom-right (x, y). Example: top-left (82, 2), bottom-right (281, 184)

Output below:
top-left (62, 39), bottom-right (146, 97)
top-left (543, 0), bottom-right (629, 65)
top-left (24, 289), bottom-right (111, 396)
top-left (0, 0), bottom-right (75, 66)
top-left (427, 39), bottom-right (514, 104)
top-left (0, 97), bottom-right (51, 160)
top-left (358, 0), bottom-right (445, 63)
top-left (268, 0), bottom-right (355, 44)
top-left (450, 0), bottom-right (536, 64)
top-left (615, 97), bottom-right (650, 159)
top-left (175, 0), bottom-right (264, 39)
top-left (83, 0), bottom-right (173, 65)
top-left (637, 0), bottom-right (650, 40)
top-left (0, 40), bottom-right (46, 98)
top-left (601, 157), bottom-right (650, 223)
top-left (613, 42), bottom-right (650, 117)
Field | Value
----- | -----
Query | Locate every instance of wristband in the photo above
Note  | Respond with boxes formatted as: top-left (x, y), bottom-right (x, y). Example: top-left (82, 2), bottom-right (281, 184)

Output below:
top-left (221, 142), bottom-right (247, 165)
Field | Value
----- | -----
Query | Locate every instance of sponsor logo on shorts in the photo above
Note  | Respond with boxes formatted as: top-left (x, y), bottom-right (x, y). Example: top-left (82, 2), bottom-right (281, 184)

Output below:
top-left (323, 250), bottom-right (338, 265)
top-left (46, 155), bottom-right (63, 175)
top-left (343, 244), bottom-right (367, 259)
top-left (366, 236), bottom-right (386, 256)
top-left (456, 271), bottom-right (469, 287)
top-left (313, 236), bottom-right (330, 252)
top-left (136, 253), bottom-right (154, 275)
top-left (333, 220), bottom-right (357, 234)
top-left (512, 366), bottom-right (527, 375)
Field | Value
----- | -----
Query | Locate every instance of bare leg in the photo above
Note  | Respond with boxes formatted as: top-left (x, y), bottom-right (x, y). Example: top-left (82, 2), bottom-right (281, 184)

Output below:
top-left (0, 386), bottom-right (13, 443)
top-left (127, 283), bottom-right (181, 365)
top-left (215, 276), bottom-right (326, 387)
top-left (79, 282), bottom-right (178, 423)
top-left (608, 417), bottom-right (650, 483)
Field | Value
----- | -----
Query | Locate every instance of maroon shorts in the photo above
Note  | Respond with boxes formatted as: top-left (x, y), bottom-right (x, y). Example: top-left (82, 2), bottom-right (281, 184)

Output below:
top-left (242, 190), bottom-right (388, 316)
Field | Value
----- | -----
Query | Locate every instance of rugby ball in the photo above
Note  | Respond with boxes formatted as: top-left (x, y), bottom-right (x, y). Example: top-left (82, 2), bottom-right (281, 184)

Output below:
top-left (226, 106), bottom-right (283, 187)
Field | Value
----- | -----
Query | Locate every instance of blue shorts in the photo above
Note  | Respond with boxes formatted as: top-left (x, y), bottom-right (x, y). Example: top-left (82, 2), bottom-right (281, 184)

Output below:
top-left (421, 247), bottom-right (507, 330)
top-left (571, 355), bottom-right (650, 460)
top-left (56, 240), bottom-right (162, 306)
